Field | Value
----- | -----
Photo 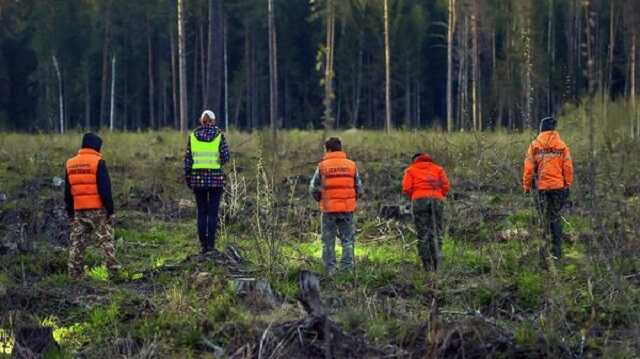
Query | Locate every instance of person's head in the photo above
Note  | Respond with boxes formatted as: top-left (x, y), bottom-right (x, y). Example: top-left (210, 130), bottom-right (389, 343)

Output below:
top-left (539, 116), bottom-right (557, 132)
top-left (412, 153), bottom-right (423, 162)
top-left (324, 137), bottom-right (342, 152)
top-left (412, 152), bottom-right (432, 163)
top-left (81, 133), bottom-right (103, 152)
top-left (200, 110), bottom-right (216, 126)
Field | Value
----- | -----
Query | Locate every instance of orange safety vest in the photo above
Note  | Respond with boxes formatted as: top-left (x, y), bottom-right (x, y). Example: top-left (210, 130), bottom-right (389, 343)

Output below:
top-left (66, 148), bottom-right (104, 211)
top-left (319, 151), bottom-right (357, 213)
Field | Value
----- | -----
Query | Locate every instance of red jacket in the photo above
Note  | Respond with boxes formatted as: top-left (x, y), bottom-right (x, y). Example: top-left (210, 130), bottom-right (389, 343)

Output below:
top-left (402, 154), bottom-right (450, 201)
top-left (522, 131), bottom-right (573, 192)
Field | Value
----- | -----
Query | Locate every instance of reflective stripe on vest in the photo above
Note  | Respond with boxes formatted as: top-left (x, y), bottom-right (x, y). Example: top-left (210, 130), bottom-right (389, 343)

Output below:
top-left (190, 133), bottom-right (222, 169)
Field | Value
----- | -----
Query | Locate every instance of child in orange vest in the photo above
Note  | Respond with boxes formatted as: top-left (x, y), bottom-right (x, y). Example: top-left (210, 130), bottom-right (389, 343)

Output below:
top-left (309, 137), bottom-right (362, 274)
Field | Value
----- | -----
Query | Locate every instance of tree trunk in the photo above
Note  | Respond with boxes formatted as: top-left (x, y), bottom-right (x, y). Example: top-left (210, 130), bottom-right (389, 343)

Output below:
top-left (200, 22), bottom-right (207, 109)
top-left (192, 28), bottom-right (199, 121)
top-left (170, 28), bottom-right (179, 129)
top-left (383, 0), bottom-right (392, 133)
top-left (631, 34), bottom-right (637, 138)
top-left (178, 0), bottom-right (189, 133)
top-left (52, 54), bottom-right (64, 134)
top-left (404, 61), bottom-right (411, 128)
top-left (100, 1), bottom-right (113, 128)
top-left (85, 65), bottom-right (91, 129)
top-left (447, 0), bottom-right (456, 132)
top-left (110, 54), bottom-right (116, 131)
top-left (471, 3), bottom-right (479, 131)
top-left (224, 16), bottom-right (229, 130)
top-left (322, 0), bottom-right (336, 131)
top-left (207, 0), bottom-right (223, 116)
top-left (353, 33), bottom-right (364, 128)
top-left (268, 0), bottom-right (279, 132)
top-left (147, 20), bottom-right (155, 129)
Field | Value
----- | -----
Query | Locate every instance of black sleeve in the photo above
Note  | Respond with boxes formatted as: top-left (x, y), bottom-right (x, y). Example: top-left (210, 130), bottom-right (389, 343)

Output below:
top-left (64, 170), bottom-right (74, 218)
top-left (97, 160), bottom-right (114, 216)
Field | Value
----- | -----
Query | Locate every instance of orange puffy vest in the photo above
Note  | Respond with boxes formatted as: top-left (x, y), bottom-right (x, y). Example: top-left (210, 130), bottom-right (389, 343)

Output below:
top-left (402, 155), bottom-right (450, 201)
top-left (319, 151), bottom-right (357, 213)
top-left (523, 131), bottom-right (574, 192)
top-left (66, 148), bottom-right (104, 211)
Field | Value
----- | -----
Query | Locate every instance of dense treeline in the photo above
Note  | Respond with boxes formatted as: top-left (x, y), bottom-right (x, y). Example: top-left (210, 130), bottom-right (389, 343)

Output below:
top-left (0, 0), bottom-right (639, 132)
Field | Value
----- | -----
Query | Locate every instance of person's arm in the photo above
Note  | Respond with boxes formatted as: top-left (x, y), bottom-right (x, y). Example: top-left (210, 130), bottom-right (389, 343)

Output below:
top-left (97, 160), bottom-right (114, 216)
top-left (219, 133), bottom-right (230, 165)
top-left (522, 144), bottom-right (536, 192)
top-left (354, 169), bottom-right (363, 199)
top-left (401, 169), bottom-right (413, 199)
top-left (440, 168), bottom-right (450, 198)
top-left (184, 137), bottom-right (193, 187)
top-left (563, 146), bottom-right (574, 188)
top-left (309, 167), bottom-right (322, 201)
top-left (64, 169), bottom-right (74, 218)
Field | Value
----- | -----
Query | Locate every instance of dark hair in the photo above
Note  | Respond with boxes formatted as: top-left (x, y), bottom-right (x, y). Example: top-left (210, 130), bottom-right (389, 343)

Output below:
top-left (412, 153), bottom-right (423, 162)
top-left (325, 137), bottom-right (342, 152)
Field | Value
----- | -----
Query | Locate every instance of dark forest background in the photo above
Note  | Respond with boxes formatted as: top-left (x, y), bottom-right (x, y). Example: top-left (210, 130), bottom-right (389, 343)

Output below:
top-left (0, 0), bottom-right (639, 132)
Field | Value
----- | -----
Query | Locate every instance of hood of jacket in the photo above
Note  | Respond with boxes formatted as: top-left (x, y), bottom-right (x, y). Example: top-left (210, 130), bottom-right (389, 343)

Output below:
top-left (193, 125), bottom-right (222, 142)
top-left (413, 153), bottom-right (434, 165)
top-left (535, 131), bottom-right (566, 150)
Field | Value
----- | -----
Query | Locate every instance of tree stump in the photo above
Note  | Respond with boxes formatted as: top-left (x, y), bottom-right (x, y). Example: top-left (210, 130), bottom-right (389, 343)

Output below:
top-left (11, 326), bottom-right (59, 358)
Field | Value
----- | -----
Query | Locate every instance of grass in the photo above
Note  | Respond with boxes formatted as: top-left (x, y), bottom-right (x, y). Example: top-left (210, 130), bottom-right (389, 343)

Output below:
top-left (1, 103), bottom-right (640, 356)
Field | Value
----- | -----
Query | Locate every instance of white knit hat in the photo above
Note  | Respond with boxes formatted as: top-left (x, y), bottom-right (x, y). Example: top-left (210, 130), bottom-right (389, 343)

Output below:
top-left (201, 110), bottom-right (216, 121)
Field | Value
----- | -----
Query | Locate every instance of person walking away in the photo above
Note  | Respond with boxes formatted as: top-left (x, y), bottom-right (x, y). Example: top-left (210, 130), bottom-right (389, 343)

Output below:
top-left (309, 137), bottom-right (362, 275)
top-left (184, 110), bottom-right (230, 256)
top-left (523, 116), bottom-right (573, 259)
top-left (65, 133), bottom-right (118, 279)
top-left (402, 153), bottom-right (450, 271)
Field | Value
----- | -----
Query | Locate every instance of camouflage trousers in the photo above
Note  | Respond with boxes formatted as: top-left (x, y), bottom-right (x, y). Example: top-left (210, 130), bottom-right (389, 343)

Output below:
top-left (68, 209), bottom-right (118, 278)
top-left (413, 199), bottom-right (444, 271)
top-left (321, 212), bottom-right (355, 272)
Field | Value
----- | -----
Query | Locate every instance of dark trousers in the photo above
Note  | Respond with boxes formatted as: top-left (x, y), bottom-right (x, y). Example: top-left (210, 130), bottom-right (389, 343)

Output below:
top-left (413, 199), bottom-right (444, 271)
top-left (537, 189), bottom-right (567, 258)
top-left (194, 188), bottom-right (223, 253)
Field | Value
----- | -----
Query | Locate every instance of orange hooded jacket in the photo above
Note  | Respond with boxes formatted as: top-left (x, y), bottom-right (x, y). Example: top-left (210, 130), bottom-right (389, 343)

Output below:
top-left (522, 131), bottom-right (573, 192)
top-left (402, 154), bottom-right (450, 201)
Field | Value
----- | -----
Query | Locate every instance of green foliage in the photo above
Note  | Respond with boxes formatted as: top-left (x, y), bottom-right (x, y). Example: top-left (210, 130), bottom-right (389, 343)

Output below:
top-left (515, 271), bottom-right (544, 310)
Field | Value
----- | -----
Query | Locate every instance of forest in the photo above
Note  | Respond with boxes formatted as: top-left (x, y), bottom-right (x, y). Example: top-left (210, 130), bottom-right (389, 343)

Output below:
top-left (2, 1), bottom-right (640, 358)
top-left (1, 0), bottom-right (640, 132)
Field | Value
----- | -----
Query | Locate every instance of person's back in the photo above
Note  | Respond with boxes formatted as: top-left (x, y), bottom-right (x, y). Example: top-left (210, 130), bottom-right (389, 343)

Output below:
top-left (309, 137), bottom-right (362, 274)
top-left (184, 110), bottom-right (230, 256)
top-left (402, 153), bottom-right (450, 271)
top-left (522, 117), bottom-right (573, 259)
top-left (65, 133), bottom-right (117, 279)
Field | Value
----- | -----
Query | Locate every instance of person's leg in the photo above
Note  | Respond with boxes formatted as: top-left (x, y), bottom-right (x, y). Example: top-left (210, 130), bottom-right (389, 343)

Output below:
top-left (430, 200), bottom-right (444, 270)
top-left (413, 200), bottom-right (433, 271)
top-left (68, 212), bottom-right (91, 278)
top-left (321, 213), bottom-right (338, 273)
top-left (548, 190), bottom-right (565, 258)
top-left (194, 189), bottom-right (210, 253)
top-left (337, 213), bottom-right (355, 270)
top-left (93, 210), bottom-right (119, 276)
top-left (208, 187), bottom-right (224, 251)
